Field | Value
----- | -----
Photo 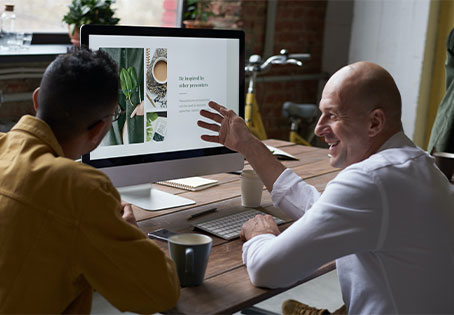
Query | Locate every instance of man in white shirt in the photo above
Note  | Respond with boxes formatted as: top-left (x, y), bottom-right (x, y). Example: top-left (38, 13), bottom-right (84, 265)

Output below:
top-left (198, 61), bottom-right (454, 314)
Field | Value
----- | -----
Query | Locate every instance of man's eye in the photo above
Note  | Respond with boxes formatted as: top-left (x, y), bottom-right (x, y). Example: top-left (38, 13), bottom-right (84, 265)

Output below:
top-left (329, 113), bottom-right (336, 119)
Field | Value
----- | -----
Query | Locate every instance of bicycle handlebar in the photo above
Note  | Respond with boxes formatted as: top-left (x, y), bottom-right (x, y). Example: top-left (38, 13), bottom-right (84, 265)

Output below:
top-left (245, 49), bottom-right (311, 74)
top-left (288, 53), bottom-right (311, 60)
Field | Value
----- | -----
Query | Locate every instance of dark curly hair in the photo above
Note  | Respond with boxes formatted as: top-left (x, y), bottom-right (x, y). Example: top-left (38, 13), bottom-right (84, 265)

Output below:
top-left (37, 48), bottom-right (119, 140)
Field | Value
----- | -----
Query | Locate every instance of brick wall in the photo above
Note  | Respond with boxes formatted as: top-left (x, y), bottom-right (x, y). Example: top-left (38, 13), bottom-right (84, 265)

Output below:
top-left (0, 62), bottom-right (44, 131)
top-left (210, 0), bottom-right (327, 141)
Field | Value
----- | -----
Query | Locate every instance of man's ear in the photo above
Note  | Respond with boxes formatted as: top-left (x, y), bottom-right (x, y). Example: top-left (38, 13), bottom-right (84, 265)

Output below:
top-left (369, 108), bottom-right (386, 137)
top-left (87, 120), bottom-right (106, 146)
top-left (32, 87), bottom-right (40, 112)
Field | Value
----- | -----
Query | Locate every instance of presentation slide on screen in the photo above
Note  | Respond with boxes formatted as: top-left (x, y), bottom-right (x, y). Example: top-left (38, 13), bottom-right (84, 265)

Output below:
top-left (88, 34), bottom-right (239, 160)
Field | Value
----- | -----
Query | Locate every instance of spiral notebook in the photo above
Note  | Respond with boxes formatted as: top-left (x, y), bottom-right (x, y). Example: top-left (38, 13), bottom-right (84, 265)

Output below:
top-left (158, 177), bottom-right (219, 191)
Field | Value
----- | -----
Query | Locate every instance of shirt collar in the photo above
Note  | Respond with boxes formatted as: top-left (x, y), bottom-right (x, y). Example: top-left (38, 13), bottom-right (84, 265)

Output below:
top-left (377, 131), bottom-right (416, 153)
top-left (11, 115), bottom-right (65, 157)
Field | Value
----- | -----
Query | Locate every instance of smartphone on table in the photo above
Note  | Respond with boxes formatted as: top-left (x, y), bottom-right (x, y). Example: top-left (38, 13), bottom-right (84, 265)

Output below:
top-left (147, 229), bottom-right (177, 241)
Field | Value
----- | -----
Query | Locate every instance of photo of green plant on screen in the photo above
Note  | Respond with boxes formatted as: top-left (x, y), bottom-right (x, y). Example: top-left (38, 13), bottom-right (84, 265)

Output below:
top-left (100, 47), bottom-right (145, 145)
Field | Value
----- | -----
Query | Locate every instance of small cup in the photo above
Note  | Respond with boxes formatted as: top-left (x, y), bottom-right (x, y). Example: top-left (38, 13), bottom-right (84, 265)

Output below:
top-left (168, 233), bottom-right (212, 287)
top-left (152, 56), bottom-right (167, 84)
top-left (22, 32), bottom-right (32, 49)
top-left (241, 169), bottom-right (264, 208)
top-left (6, 32), bottom-right (21, 50)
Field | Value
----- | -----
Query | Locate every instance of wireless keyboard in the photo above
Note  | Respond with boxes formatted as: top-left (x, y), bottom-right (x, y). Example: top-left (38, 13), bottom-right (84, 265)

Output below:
top-left (194, 209), bottom-right (285, 240)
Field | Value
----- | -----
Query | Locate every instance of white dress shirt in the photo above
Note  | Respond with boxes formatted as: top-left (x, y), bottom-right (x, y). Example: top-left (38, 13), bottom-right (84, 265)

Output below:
top-left (243, 132), bottom-right (454, 314)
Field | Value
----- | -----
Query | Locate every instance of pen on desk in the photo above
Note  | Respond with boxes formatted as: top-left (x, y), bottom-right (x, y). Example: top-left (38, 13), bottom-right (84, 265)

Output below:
top-left (187, 208), bottom-right (217, 220)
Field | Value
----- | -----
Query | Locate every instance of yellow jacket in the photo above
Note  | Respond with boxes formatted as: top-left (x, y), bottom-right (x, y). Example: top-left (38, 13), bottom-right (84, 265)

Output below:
top-left (0, 115), bottom-right (180, 313)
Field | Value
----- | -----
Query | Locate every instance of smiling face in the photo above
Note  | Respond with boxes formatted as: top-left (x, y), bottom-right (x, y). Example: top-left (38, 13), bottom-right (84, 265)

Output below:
top-left (314, 62), bottom-right (401, 169)
top-left (315, 83), bottom-right (372, 168)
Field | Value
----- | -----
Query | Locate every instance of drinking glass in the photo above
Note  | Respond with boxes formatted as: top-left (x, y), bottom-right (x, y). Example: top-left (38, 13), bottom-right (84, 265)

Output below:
top-left (22, 32), bottom-right (32, 49)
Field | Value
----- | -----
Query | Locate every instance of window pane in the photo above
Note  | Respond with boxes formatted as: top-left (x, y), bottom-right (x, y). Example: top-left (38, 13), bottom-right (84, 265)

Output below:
top-left (14, 0), bottom-right (72, 32)
top-left (10, 0), bottom-right (178, 33)
top-left (115, 0), bottom-right (166, 26)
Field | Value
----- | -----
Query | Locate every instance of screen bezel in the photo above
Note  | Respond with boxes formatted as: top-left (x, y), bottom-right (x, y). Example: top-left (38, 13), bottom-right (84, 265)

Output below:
top-left (80, 24), bottom-right (245, 169)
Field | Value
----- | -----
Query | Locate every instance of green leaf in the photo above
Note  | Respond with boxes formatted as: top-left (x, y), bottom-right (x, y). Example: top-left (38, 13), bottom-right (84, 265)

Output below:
top-left (127, 66), bottom-right (138, 90)
top-left (81, 5), bottom-right (90, 15)
top-left (120, 67), bottom-right (132, 98)
top-left (146, 127), bottom-right (153, 142)
top-left (149, 112), bottom-right (158, 121)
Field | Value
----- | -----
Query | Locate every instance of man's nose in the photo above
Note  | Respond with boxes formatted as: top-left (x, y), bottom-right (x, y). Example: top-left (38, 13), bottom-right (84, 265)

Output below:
top-left (314, 116), bottom-right (327, 137)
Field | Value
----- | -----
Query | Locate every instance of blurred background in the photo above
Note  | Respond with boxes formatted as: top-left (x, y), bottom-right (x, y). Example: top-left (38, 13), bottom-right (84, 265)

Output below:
top-left (0, 0), bottom-right (451, 151)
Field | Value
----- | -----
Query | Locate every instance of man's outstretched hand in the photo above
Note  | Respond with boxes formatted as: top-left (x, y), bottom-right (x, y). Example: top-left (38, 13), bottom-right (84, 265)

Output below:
top-left (198, 101), bottom-right (254, 154)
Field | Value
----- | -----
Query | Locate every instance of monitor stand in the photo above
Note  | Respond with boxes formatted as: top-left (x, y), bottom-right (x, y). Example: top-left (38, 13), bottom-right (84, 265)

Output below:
top-left (117, 183), bottom-right (195, 211)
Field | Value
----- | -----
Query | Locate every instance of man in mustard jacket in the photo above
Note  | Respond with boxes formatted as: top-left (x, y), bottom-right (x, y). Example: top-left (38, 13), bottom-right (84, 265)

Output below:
top-left (0, 49), bottom-right (180, 313)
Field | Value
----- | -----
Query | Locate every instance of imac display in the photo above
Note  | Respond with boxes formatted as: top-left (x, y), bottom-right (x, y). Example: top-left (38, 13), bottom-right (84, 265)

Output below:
top-left (81, 25), bottom-right (245, 210)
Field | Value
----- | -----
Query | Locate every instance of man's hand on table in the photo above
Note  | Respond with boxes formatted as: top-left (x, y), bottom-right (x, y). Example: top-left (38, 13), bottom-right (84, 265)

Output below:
top-left (121, 202), bottom-right (139, 227)
top-left (240, 214), bottom-right (280, 241)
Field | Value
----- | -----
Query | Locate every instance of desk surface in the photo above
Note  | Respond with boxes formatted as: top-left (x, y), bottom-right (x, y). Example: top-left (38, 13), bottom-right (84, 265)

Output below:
top-left (135, 140), bottom-right (339, 314)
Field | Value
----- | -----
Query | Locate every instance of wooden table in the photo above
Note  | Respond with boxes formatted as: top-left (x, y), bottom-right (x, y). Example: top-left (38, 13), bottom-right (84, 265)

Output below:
top-left (135, 140), bottom-right (340, 314)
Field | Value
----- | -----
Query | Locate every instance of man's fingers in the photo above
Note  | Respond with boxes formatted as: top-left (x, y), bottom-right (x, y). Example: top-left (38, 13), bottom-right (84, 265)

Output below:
top-left (218, 106), bottom-right (231, 117)
top-left (208, 101), bottom-right (225, 112)
top-left (200, 109), bottom-right (224, 124)
top-left (122, 203), bottom-right (133, 213)
top-left (130, 107), bottom-right (137, 118)
top-left (209, 101), bottom-right (233, 117)
top-left (197, 120), bottom-right (221, 132)
top-left (240, 228), bottom-right (246, 241)
top-left (201, 134), bottom-right (220, 143)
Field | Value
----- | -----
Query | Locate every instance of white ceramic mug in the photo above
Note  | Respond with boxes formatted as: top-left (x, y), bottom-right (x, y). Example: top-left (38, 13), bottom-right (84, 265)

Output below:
top-left (240, 169), bottom-right (264, 208)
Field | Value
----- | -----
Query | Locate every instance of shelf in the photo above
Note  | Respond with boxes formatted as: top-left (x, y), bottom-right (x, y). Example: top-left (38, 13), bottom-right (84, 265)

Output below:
top-left (0, 44), bottom-right (71, 63)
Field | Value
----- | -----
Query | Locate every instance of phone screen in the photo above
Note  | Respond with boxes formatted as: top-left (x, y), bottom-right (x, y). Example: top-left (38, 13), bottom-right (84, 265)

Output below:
top-left (148, 229), bottom-right (177, 241)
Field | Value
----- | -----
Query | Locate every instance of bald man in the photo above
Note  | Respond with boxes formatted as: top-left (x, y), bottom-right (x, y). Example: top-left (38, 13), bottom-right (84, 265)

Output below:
top-left (198, 62), bottom-right (454, 314)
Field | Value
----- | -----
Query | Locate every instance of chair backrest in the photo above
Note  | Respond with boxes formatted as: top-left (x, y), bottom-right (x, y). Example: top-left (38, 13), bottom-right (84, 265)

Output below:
top-left (433, 151), bottom-right (454, 182)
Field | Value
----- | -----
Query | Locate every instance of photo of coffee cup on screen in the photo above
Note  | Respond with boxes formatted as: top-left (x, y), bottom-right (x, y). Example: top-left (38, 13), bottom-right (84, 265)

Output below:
top-left (152, 57), bottom-right (167, 84)
top-left (146, 48), bottom-right (167, 109)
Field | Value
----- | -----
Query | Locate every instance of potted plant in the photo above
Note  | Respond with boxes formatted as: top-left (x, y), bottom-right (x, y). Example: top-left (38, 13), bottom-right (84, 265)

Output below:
top-left (62, 0), bottom-right (120, 46)
top-left (183, 0), bottom-right (216, 29)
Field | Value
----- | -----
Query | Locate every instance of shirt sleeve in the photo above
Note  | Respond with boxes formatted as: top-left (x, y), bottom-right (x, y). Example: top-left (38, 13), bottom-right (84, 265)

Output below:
top-left (271, 168), bottom-right (321, 219)
top-left (243, 167), bottom-right (386, 288)
top-left (75, 180), bottom-right (180, 314)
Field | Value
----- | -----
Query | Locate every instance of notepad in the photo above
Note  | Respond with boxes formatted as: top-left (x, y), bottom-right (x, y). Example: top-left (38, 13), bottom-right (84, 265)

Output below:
top-left (158, 177), bottom-right (219, 191)
top-left (266, 145), bottom-right (299, 160)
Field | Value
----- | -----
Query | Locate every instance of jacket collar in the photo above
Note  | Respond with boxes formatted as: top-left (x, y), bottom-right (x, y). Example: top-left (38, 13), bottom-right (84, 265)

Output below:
top-left (11, 115), bottom-right (65, 157)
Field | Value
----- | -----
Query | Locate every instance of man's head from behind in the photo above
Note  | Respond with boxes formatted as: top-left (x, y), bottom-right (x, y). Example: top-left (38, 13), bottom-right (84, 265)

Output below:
top-left (34, 49), bottom-right (119, 158)
top-left (315, 61), bottom-right (403, 169)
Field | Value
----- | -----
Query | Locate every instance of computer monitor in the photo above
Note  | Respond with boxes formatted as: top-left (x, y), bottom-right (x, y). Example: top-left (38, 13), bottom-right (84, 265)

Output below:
top-left (81, 25), bottom-right (245, 211)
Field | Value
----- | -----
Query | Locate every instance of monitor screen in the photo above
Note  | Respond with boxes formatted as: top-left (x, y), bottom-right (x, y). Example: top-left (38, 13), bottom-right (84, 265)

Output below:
top-left (80, 25), bottom-right (244, 210)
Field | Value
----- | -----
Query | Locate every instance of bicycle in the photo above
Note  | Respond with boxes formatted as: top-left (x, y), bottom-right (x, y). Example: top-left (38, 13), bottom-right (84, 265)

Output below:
top-left (244, 49), bottom-right (312, 141)
top-left (282, 100), bottom-right (318, 146)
